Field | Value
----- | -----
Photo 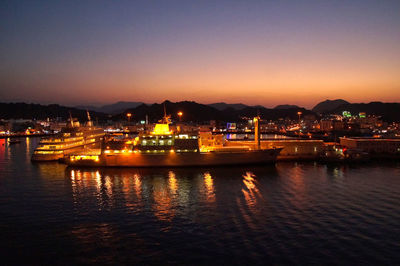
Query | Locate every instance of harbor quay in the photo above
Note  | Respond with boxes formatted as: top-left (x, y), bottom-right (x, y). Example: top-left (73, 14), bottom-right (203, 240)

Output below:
top-left (17, 112), bottom-right (399, 164)
top-left (340, 137), bottom-right (400, 158)
top-left (8, 125), bottom-right (400, 162)
top-left (225, 139), bottom-right (325, 161)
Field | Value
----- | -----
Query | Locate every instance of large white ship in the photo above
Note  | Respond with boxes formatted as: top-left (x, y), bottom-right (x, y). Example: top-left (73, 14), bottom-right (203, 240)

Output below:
top-left (32, 115), bottom-right (104, 161)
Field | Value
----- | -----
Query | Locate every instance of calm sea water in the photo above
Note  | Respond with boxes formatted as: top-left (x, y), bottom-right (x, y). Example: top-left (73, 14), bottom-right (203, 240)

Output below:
top-left (1, 137), bottom-right (399, 265)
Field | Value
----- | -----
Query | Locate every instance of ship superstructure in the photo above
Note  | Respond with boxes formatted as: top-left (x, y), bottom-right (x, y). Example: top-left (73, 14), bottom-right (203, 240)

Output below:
top-left (32, 113), bottom-right (104, 161)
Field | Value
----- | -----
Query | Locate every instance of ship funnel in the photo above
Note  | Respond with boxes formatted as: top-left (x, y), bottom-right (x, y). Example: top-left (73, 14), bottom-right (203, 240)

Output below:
top-left (254, 116), bottom-right (261, 150)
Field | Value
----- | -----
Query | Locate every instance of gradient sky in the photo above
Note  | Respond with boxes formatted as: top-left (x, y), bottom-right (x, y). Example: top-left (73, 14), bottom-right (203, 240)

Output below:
top-left (1, 0), bottom-right (399, 108)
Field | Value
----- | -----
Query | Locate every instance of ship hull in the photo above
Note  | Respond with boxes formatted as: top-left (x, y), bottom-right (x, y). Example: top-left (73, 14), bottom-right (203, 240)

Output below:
top-left (66, 148), bottom-right (282, 167)
top-left (31, 153), bottom-right (64, 161)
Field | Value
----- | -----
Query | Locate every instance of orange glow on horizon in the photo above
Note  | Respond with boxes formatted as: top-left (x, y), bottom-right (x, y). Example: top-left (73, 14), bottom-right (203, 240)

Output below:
top-left (2, 1), bottom-right (400, 108)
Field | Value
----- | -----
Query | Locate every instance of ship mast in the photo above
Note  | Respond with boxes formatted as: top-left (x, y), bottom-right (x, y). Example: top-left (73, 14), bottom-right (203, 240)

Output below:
top-left (69, 111), bottom-right (74, 127)
top-left (86, 110), bottom-right (93, 127)
top-left (161, 103), bottom-right (171, 124)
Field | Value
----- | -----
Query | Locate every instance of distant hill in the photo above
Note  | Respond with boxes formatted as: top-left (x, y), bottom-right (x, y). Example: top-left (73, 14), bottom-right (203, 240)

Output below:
top-left (77, 101), bottom-right (145, 114)
top-left (330, 102), bottom-right (400, 122)
top-left (208, 102), bottom-right (250, 111)
top-left (117, 100), bottom-right (315, 122)
top-left (3, 100), bottom-right (399, 122)
top-left (119, 101), bottom-right (224, 122)
top-left (312, 99), bottom-right (349, 113)
top-left (274, 104), bottom-right (300, 110)
top-left (0, 102), bottom-right (107, 120)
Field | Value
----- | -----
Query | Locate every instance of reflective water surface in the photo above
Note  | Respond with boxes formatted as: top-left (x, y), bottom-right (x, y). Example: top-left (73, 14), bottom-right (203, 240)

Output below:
top-left (1, 138), bottom-right (399, 264)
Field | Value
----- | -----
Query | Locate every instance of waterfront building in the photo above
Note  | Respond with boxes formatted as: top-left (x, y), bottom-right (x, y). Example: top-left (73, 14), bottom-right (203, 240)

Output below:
top-left (320, 119), bottom-right (344, 131)
top-left (320, 120), bottom-right (333, 131)
top-left (340, 137), bottom-right (400, 155)
top-left (198, 132), bottom-right (224, 150)
top-left (226, 139), bottom-right (325, 160)
top-left (262, 140), bottom-right (325, 160)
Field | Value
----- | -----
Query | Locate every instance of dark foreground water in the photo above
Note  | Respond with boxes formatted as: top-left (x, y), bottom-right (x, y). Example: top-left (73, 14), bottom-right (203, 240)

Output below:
top-left (0, 138), bottom-right (399, 265)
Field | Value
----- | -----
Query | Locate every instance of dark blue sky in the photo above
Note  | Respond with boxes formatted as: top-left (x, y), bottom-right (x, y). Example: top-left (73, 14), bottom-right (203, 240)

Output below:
top-left (1, 0), bottom-right (399, 107)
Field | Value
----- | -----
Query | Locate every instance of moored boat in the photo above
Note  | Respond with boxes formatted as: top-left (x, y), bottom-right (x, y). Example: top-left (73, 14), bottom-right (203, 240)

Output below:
top-left (32, 114), bottom-right (104, 161)
top-left (65, 115), bottom-right (282, 167)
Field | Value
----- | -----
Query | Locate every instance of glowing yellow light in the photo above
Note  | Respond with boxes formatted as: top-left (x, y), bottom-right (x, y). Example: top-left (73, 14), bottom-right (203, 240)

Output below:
top-left (71, 155), bottom-right (99, 161)
top-left (152, 124), bottom-right (172, 135)
top-left (126, 113), bottom-right (132, 118)
top-left (203, 172), bottom-right (215, 202)
top-left (170, 149), bottom-right (175, 153)
top-left (177, 111), bottom-right (183, 117)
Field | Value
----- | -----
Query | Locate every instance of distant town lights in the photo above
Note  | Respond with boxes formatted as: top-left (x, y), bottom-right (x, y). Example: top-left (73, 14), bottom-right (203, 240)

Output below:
top-left (177, 111), bottom-right (183, 121)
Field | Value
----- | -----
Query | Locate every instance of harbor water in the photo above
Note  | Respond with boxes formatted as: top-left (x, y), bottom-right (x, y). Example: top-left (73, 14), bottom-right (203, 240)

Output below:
top-left (1, 137), bottom-right (399, 264)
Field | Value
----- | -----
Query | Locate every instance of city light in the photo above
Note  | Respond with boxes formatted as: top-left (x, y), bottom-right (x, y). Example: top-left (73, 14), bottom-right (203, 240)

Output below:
top-left (177, 111), bottom-right (183, 122)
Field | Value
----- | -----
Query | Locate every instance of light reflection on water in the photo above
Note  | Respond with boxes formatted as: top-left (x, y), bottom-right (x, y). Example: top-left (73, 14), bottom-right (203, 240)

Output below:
top-left (64, 168), bottom-right (227, 222)
top-left (242, 172), bottom-right (260, 208)
top-left (203, 172), bottom-right (215, 203)
top-left (1, 137), bottom-right (400, 264)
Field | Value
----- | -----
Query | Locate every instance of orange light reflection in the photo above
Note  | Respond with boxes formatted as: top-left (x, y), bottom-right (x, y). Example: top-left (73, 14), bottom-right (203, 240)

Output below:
top-left (241, 172), bottom-right (261, 208)
top-left (168, 171), bottom-right (178, 195)
top-left (152, 177), bottom-right (173, 221)
top-left (203, 172), bottom-right (215, 203)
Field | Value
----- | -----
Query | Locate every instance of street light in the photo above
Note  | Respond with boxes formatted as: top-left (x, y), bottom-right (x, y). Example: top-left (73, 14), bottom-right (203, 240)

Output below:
top-left (177, 111), bottom-right (183, 122)
top-left (297, 111), bottom-right (302, 125)
top-left (126, 113), bottom-right (132, 124)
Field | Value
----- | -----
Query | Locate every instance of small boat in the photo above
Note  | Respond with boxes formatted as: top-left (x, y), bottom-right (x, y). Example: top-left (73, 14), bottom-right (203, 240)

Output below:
top-left (8, 138), bottom-right (21, 144)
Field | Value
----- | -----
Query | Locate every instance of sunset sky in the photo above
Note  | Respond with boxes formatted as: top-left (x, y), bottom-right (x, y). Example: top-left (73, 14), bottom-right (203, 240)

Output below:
top-left (1, 0), bottom-right (399, 108)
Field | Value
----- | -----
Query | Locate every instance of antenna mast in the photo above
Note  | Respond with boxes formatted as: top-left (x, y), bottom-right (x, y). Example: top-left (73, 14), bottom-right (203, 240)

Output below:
top-left (162, 103), bottom-right (170, 124)
top-left (86, 110), bottom-right (93, 127)
top-left (69, 111), bottom-right (74, 127)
